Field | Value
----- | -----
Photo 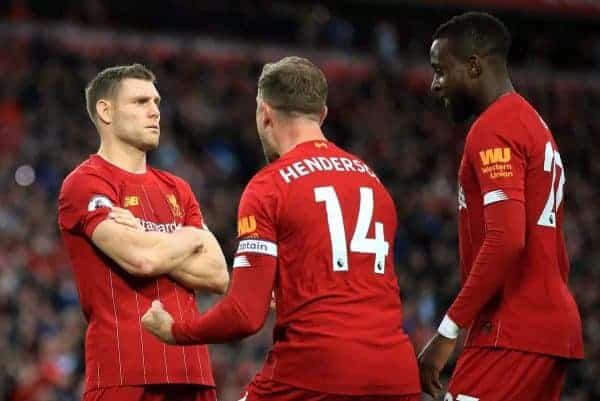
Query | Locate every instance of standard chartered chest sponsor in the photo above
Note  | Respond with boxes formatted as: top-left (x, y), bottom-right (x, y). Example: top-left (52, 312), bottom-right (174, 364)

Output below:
top-left (140, 219), bottom-right (181, 233)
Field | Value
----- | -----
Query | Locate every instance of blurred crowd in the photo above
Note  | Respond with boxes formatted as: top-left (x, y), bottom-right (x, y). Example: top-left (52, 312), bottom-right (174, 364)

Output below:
top-left (1, 8), bottom-right (599, 401)
top-left (4, 0), bottom-right (600, 70)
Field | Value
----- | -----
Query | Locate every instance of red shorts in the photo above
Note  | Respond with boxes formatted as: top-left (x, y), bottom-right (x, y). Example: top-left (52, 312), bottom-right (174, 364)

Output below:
top-left (83, 385), bottom-right (217, 401)
top-left (242, 377), bottom-right (420, 401)
top-left (446, 347), bottom-right (568, 401)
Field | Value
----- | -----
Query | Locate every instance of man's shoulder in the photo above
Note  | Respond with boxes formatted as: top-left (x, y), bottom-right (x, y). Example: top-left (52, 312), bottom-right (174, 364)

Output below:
top-left (333, 145), bottom-right (369, 164)
top-left (148, 166), bottom-right (191, 192)
top-left (244, 165), bottom-right (280, 196)
top-left (467, 94), bottom-right (539, 151)
top-left (61, 157), bottom-right (113, 193)
top-left (475, 93), bottom-right (540, 130)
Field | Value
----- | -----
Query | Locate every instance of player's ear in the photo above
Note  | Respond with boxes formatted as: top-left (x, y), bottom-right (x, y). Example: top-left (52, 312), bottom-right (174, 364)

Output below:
top-left (96, 99), bottom-right (113, 125)
top-left (318, 106), bottom-right (328, 126)
top-left (467, 55), bottom-right (482, 78)
top-left (261, 101), bottom-right (273, 128)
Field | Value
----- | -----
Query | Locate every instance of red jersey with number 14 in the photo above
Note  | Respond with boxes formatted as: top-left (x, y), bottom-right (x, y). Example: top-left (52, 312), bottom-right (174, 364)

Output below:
top-left (234, 140), bottom-right (420, 395)
top-left (453, 93), bottom-right (583, 359)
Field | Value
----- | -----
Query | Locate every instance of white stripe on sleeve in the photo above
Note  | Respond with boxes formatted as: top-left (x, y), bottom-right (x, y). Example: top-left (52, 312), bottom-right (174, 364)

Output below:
top-left (233, 256), bottom-right (251, 268)
top-left (483, 189), bottom-right (509, 206)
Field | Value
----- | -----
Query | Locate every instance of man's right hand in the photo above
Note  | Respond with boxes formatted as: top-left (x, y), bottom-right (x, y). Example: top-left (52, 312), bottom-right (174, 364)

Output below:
top-left (141, 300), bottom-right (175, 344)
top-left (418, 333), bottom-right (457, 399)
top-left (92, 210), bottom-right (205, 277)
top-left (109, 207), bottom-right (144, 231)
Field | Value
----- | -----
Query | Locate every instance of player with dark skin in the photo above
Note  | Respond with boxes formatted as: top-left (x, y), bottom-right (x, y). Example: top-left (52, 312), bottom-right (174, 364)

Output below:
top-left (419, 14), bottom-right (516, 399)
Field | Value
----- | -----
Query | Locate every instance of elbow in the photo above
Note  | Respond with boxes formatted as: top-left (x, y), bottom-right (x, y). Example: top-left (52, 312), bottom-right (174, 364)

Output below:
top-left (240, 316), bottom-right (264, 336)
top-left (200, 269), bottom-right (229, 294)
top-left (131, 252), bottom-right (166, 277)
top-left (505, 231), bottom-right (526, 257)
top-left (213, 269), bottom-right (230, 294)
top-left (202, 258), bottom-right (229, 294)
top-left (232, 298), bottom-right (264, 336)
top-left (136, 258), bottom-right (158, 276)
top-left (489, 226), bottom-right (525, 259)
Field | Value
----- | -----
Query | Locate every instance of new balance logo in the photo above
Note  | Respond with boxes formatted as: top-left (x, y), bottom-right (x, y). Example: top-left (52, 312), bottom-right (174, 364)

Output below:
top-left (124, 196), bottom-right (139, 207)
top-left (479, 147), bottom-right (511, 166)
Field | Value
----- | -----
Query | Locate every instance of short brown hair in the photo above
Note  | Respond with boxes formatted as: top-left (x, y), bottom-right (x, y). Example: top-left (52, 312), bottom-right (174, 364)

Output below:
top-left (85, 63), bottom-right (156, 123)
top-left (258, 56), bottom-right (327, 116)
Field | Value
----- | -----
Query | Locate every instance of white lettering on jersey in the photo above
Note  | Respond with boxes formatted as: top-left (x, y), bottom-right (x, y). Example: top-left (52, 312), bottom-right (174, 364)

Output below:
top-left (237, 239), bottom-right (278, 257)
top-left (278, 157), bottom-right (378, 183)
top-left (140, 219), bottom-right (181, 233)
top-left (279, 166), bottom-right (299, 183)
top-left (340, 157), bottom-right (356, 171)
top-left (292, 161), bottom-right (310, 176)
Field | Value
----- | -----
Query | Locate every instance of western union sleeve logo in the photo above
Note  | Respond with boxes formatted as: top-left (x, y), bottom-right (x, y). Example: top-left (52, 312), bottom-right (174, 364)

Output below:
top-left (238, 215), bottom-right (257, 237)
top-left (124, 196), bottom-right (139, 207)
top-left (479, 147), bottom-right (511, 166)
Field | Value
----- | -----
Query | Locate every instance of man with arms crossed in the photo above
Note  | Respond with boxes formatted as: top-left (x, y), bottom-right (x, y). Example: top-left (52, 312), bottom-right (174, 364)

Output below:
top-left (58, 64), bottom-right (228, 401)
top-left (142, 56), bottom-right (421, 401)
top-left (419, 12), bottom-right (584, 401)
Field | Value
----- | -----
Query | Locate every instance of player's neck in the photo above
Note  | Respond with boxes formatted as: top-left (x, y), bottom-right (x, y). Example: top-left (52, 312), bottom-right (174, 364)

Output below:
top-left (97, 140), bottom-right (147, 174)
top-left (276, 120), bottom-right (326, 156)
top-left (477, 76), bottom-right (515, 116)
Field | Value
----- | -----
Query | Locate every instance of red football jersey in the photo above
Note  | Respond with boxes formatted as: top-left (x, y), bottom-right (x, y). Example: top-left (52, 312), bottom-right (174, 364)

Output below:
top-left (58, 155), bottom-right (215, 392)
top-left (234, 140), bottom-right (420, 395)
top-left (453, 93), bottom-right (583, 358)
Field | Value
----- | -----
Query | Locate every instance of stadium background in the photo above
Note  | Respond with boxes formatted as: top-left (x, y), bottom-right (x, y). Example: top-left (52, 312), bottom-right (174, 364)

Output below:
top-left (1, 1), bottom-right (598, 400)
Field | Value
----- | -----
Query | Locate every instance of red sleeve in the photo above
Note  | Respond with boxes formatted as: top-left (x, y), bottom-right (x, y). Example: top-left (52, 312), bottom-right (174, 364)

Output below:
top-left (58, 172), bottom-right (119, 238)
top-left (180, 180), bottom-right (206, 229)
top-left (172, 256), bottom-right (276, 344)
top-left (447, 199), bottom-right (526, 328)
top-left (172, 176), bottom-right (280, 344)
top-left (467, 118), bottom-right (527, 205)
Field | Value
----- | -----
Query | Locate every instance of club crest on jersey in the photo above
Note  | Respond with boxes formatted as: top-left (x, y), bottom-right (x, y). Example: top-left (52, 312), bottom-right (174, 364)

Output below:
top-left (123, 196), bottom-right (139, 207)
top-left (238, 215), bottom-right (257, 237)
top-left (87, 195), bottom-right (113, 211)
top-left (166, 194), bottom-right (183, 217)
top-left (479, 147), bottom-right (511, 166)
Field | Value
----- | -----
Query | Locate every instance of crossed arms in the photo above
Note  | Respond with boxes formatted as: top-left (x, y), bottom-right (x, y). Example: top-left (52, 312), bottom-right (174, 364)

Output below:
top-left (91, 207), bottom-right (229, 294)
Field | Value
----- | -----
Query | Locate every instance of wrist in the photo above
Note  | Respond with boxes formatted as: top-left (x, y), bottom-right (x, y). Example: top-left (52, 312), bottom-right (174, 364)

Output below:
top-left (438, 314), bottom-right (460, 339)
top-left (177, 226), bottom-right (204, 247)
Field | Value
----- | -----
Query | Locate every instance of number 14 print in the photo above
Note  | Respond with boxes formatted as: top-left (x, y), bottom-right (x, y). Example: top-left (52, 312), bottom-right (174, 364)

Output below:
top-left (315, 186), bottom-right (389, 274)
